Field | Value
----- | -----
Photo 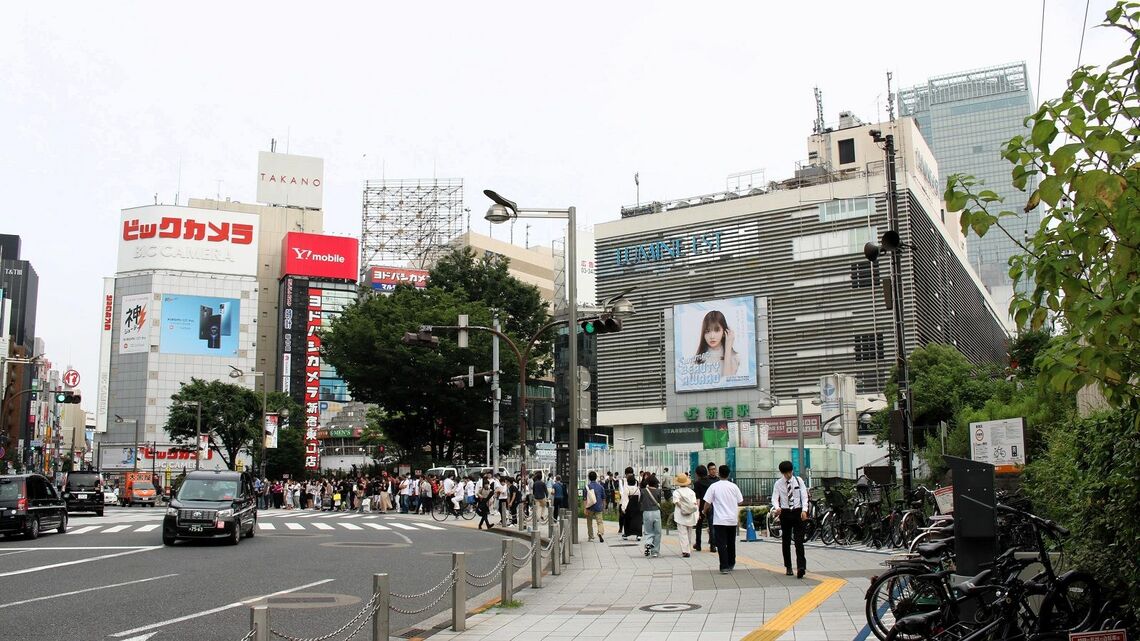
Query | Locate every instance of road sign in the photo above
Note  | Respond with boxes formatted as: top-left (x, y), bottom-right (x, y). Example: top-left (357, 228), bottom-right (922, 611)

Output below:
top-left (969, 417), bottom-right (1026, 473)
top-left (63, 369), bottom-right (81, 388)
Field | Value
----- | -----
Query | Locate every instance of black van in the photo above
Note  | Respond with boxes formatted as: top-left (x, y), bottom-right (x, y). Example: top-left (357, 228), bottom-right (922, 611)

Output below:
top-left (162, 470), bottom-right (257, 546)
top-left (63, 471), bottom-right (105, 516)
top-left (0, 474), bottom-right (68, 539)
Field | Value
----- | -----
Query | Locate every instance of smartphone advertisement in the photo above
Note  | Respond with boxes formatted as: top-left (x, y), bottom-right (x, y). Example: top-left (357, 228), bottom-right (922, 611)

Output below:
top-left (160, 294), bottom-right (240, 356)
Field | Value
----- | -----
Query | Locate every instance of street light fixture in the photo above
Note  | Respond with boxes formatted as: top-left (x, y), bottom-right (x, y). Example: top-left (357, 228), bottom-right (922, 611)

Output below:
top-left (229, 365), bottom-right (268, 477)
top-left (483, 188), bottom-right (582, 543)
top-left (592, 433), bottom-right (610, 448)
top-left (617, 437), bottom-right (634, 450)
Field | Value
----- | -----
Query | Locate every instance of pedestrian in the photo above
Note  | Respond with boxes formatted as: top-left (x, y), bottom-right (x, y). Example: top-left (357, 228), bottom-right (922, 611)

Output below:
top-left (495, 475), bottom-right (509, 524)
top-left (671, 472), bottom-right (699, 557)
top-left (660, 467), bottom-right (673, 501)
top-left (621, 475), bottom-right (642, 540)
top-left (532, 471), bottom-right (549, 523)
top-left (772, 460), bottom-right (809, 578)
top-left (476, 478), bottom-right (495, 529)
top-left (603, 472), bottom-right (616, 511)
top-left (701, 465), bottom-right (744, 574)
top-left (640, 476), bottom-right (663, 557)
top-left (551, 475), bottom-right (565, 519)
top-left (584, 470), bottom-right (606, 542)
top-left (693, 465), bottom-right (718, 553)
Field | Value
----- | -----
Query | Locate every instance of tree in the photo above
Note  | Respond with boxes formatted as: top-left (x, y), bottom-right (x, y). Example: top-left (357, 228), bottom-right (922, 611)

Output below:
top-left (321, 248), bottom-right (552, 463)
top-left (165, 378), bottom-right (298, 472)
top-left (946, 2), bottom-right (1140, 414)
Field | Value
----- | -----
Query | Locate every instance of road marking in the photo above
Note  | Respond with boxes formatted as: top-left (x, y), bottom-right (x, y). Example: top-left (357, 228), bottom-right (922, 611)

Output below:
top-left (339, 523), bottom-right (362, 530)
top-left (109, 578), bottom-right (334, 638)
top-left (285, 523), bottom-right (305, 530)
top-left (364, 523), bottom-right (390, 531)
top-left (258, 523), bottom-right (276, 530)
top-left (0, 546), bottom-right (161, 577)
top-left (67, 526), bottom-right (101, 535)
top-left (316, 513), bottom-right (338, 519)
top-left (343, 514), bottom-right (361, 519)
top-left (738, 577), bottom-right (846, 641)
top-left (135, 524), bottom-right (159, 532)
top-left (391, 523), bottom-right (418, 530)
top-left (0, 550), bottom-right (31, 558)
top-left (364, 515), bottom-right (379, 519)
top-left (312, 523), bottom-right (334, 530)
top-left (414, 523), bottom-right (446, 530)
top-left (103, 525), bottom-right (131, 533)
top-left (0, 574), bottom-right (178, 609)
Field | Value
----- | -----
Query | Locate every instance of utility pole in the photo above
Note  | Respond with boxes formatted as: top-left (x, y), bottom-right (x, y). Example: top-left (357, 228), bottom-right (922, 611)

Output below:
top-left (491, 313), bottom-right (501, 471)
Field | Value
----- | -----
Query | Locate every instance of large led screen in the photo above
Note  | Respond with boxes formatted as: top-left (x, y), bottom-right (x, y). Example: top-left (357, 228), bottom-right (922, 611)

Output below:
top-left (159, 294), bottom-right (240, 356)
top-left (673, 296), bottom-right (757, 392)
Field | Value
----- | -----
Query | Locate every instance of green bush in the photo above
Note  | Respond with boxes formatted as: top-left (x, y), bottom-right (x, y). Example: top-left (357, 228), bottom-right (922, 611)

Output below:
top-left (1024, 409), bottom-right (1140, 617)
top-left (738, 505), bottom-right (769, 524)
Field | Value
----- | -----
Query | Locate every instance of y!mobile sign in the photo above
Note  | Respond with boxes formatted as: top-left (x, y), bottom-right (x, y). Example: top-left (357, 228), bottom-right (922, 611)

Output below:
top-left (256, 151), bottom-right (324, 209)
top-left (281, 232), bottom-right (359, 281)
top-left (118, 206), bottom-right (260, 276)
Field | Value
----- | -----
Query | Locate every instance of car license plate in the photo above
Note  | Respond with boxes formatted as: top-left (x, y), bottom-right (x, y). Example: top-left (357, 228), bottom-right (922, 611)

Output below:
top-left (189, 525), bottom-right (203, 533)
top-left (77, 493), bottom-right (87, 499)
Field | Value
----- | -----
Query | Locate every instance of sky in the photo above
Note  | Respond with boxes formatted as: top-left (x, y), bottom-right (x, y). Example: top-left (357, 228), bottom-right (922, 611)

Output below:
top-left (0, 1), bottom-right (1127, 412)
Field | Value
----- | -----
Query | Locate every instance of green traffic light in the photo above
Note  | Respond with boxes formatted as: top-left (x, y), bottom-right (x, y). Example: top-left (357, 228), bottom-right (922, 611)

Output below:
top-left (583, 321), bottom-right (596, 334)
top-left (55, 393), bottom-right (67, 403)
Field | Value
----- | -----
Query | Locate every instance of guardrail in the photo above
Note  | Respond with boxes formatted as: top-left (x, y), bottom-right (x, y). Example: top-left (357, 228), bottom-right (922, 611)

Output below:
top-left (236, 511), bottom-right (573, 641)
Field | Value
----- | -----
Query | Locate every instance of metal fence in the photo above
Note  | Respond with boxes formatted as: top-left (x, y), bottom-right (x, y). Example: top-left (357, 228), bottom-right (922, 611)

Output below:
top-left (736, 477), bottom-right (781, 505)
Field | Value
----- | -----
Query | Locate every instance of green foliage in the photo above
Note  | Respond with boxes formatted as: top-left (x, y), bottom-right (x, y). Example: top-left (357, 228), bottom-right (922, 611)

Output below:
top-left (321, 248), bottom-right (552, 464)
top-left (165, 379), bottom-right (299, 472)
top-left (945, 2), bottom-right (1140, 414)
top-left (1024, 409), bottom-right (1140, 615)
top-left (1008, 329), bottom-right (1052, 378)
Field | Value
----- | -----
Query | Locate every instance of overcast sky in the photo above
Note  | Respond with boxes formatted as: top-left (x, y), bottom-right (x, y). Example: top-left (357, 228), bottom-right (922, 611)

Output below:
top-left (0, 1), bottom-right (1126, 409)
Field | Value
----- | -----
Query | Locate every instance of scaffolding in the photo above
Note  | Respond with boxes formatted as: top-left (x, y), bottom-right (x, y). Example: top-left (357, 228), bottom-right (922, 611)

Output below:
top-left (360, 178), bottom-right (465, 270)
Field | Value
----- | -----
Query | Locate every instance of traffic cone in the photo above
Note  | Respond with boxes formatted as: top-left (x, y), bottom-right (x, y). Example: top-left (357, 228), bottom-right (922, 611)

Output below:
top-left (742, 509), bottom-right (759, 542)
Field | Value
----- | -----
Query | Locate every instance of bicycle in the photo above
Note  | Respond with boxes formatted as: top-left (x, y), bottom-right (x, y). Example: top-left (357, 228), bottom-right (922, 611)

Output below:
top-left (431, 496), bottom-right (476, 521)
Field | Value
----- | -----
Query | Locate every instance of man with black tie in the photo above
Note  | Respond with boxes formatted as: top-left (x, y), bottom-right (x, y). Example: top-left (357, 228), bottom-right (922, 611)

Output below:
top-left (771, 460), bottom-right (809, 578)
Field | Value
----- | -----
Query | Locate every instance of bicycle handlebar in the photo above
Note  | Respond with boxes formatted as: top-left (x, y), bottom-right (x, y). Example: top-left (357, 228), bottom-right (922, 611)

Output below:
top-left (996, 503), bottom-right (1068, 538)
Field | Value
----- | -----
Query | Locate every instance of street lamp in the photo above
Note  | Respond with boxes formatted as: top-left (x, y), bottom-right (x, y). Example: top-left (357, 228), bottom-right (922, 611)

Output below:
top-left (476, 428), bottom-right (491, 466)
top-left (229, 366), bottom-right (267, 477)
top-left (617, 437), bottom-right (634, 450)
top-left (592, 433), bottom-right (610, 448)
top-left (484, 188), bottom-right (581, 543)
top-left (114, 415), bottom-right (140, 473)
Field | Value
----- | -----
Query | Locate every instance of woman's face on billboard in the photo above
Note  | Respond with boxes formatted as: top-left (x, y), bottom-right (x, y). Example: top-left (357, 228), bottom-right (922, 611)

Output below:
top-left (704, 323), bottom-right (724, 348)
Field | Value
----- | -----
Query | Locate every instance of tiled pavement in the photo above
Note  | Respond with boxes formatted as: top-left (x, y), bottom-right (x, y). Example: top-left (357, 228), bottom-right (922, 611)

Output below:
top-left (403, 515), bottom-right (892, 641)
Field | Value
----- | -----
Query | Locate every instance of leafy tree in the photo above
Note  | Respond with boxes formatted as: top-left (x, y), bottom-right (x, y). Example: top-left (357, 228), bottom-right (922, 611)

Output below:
top-left (946, 3), bottom-right (1140, 413)
top-left (1008, 329), bottom-right (1052, 378)
top-left (165, 378), bottom-right (298, 471)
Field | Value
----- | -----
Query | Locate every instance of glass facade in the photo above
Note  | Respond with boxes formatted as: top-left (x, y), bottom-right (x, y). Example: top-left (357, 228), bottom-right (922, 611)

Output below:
top-left (899, 63), bottom-right (1039, 315)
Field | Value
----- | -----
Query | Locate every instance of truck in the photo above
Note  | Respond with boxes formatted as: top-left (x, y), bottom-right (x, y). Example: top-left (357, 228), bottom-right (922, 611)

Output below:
top-left (120, 472), bottom-right (158, 507)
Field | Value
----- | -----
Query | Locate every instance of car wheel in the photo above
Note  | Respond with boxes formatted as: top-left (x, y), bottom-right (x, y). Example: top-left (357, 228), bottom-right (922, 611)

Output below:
top-left (228, 522), bottom-right (241, 546)
top-left (57, 513), bottom-right (67, 534)
top-left (96, 508), bottom-right (104, 517)
top-left (26, 517), bottom-right (40, 540)
top-left (162, 531), bottom-right (176, 546)
top-left (246, 517), bottom-right (256, 538)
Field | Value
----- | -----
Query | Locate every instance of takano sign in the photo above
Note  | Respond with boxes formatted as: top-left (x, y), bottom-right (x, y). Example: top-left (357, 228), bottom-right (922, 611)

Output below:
top-left (256, 151), bottom-right (324, 209)
top-left (281, 232), bottom-right (359, 281)
top-left (117, 206), bottom-right (260, 276)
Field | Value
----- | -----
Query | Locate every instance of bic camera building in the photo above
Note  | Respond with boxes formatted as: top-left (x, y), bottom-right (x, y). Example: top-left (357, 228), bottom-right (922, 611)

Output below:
top-left (593, 116), bottom-right (1009, 456)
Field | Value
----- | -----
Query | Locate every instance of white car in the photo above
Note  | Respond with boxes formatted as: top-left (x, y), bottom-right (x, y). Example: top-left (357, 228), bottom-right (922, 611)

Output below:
top-left (102, 488), bottom-right (119, 505)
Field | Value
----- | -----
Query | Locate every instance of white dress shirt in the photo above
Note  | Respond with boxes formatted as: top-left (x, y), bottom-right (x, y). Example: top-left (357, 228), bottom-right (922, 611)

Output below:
top-left (771, 475), bottom-right (809, 511)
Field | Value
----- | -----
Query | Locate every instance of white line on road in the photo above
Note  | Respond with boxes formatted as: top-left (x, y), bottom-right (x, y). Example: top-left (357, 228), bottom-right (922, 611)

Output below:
top-left (413, 523), bottom-right (446, 530)
top-left (0, 574), bottom-right (178, 609)
top-left (363, 523), bottom-right (390, 530)
top-left (258, 523), bottom-right (276, 530)
top-left (390, 522), bottom-right (418, 530)
top-left (109, 578), bottom-right (334, 638)
top-left (285, 523), bottom-right (305, 530)
top-left (0, 550), bottom-right (31, 558)
top-left (67, 526), bottom-right (101, 535)
top-left (103, 525), bottom-right (131, 533)
top-left (135, 524), bottom-right (159, 532)
top-left (0, 546), bottom-right (161, 577)
top-left (311, 522), bottom-right (334, 530)
top-left (338, 523), bottom-right (362, 530)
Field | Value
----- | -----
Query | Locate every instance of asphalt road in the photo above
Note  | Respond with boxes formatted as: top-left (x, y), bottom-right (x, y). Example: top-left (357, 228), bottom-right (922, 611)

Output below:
top-left (0, 506), bottom-right (511, 641)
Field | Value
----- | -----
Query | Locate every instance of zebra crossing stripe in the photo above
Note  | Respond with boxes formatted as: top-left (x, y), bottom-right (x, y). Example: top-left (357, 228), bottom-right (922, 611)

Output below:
top-left (338, 523), bottom-right (363, 530)
top-left (363, 523), bottom-right (390, 531)
top-left (68, 526), bottom-right (100, 535)
top-left (135, 524), bottom-right (160, 532)
top-left (285, 523), bottom-right (305, 531)
top-left (390, 523), bottom-right (417, 531)
top-left (103, 525), bottom-right (131, 533)
top-left (413, 523), bottom-right (445, 531)
top-left (258, 523), bottom-right (276, 530)
top-left (312, 523), bottom-right (334, 530)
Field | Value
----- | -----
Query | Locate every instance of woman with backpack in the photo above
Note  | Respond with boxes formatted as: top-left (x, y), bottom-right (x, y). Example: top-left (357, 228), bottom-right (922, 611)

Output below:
top-left (671, 472), bottom-right (699, 558)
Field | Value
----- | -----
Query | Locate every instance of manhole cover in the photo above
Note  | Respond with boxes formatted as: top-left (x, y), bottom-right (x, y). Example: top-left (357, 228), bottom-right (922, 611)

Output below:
top-left (249, 592), bottom-right (360, 610)
top-left (639, 603), bottom-right (701, 613)
top-left (270, 596), bottom-right (336, 604)
top-left (320, 541), bottom-right (408, 549)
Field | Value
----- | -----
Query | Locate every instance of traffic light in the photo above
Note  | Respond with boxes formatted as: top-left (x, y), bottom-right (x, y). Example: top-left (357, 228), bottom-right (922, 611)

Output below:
top-left (401, 329), bottom-right (440, 348)
top-left (581, 315), bottom-right (622, 335)
top-left (53, 391), bottom-right (81, 404)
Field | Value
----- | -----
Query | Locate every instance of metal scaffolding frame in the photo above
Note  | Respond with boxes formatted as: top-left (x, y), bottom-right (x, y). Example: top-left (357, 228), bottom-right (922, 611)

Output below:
top-left (360, 178), bottom-right (465, 271)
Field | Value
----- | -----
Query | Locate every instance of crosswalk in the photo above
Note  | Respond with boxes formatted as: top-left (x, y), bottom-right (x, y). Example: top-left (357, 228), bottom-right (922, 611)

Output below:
top-left (61, 510), bottom-right (452, 537)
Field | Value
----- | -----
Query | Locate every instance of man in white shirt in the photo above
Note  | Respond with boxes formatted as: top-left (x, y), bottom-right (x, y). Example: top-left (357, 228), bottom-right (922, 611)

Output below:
top-left (443, 474), bottom-right (460, 514)
top-left (701, 465), bottom-right (744, 574)
top-left (771, 460), bottom-right (810, 578)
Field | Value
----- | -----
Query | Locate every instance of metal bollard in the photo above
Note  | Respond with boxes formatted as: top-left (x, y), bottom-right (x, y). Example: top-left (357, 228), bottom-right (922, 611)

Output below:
top-left (564, 514), bottom-right (574, 559)
top-left (531, 497), bottom-right (539, 531)
top-left (548, 508), bottom-right (555, 541)
top-left (501, 539), bottom-right (514, 604)
top-left (551, 518), bottom-right (561, 576)
top-left (530, 528), bottom-right (542, 588)
top-left (452, 552), bottom-right (466, 631)
top-left (250, 604), bottom-right (268, 641)
top-left (516, 503), bottom-right (525, 531)
top-left (372, 573), bottom-right (389, 641)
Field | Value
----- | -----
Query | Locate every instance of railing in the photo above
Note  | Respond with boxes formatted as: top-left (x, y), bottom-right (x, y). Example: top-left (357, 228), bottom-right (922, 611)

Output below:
top-left (236, 510), bottom-right (574, 641)
top-left (736, 477), bottom-right (781, 506)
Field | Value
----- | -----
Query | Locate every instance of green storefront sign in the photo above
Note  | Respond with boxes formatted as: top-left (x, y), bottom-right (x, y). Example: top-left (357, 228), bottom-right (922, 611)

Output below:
top-left (683, 404), bottom-right (751, 421)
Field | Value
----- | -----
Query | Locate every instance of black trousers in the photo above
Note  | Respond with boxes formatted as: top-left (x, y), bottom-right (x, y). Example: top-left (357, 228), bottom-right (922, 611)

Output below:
top-left (712, 524), bottom-right (736, 570)
top-left (780, 508), bottom-right (807, 571)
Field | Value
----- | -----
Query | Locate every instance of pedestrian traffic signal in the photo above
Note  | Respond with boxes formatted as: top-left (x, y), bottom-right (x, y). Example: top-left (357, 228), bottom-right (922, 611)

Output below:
top-left (54, 391), bottom-right (81, 404)
top-left (581, 315), bottom-right (622, 335)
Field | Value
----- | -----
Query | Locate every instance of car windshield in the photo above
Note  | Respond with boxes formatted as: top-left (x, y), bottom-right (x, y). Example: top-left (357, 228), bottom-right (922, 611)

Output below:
top-left (66, 473), bottom-right (101, 490)
top-left (177, 479), bottom-right (239, 501)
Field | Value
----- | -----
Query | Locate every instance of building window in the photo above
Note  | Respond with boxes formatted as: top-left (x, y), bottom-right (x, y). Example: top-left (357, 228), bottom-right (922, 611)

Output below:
top-left (850, 262), bottom-right (874, 288)
top-left (854, 333), bottom-right (885, 362)
top-left (838, 138), bottom-right (856, 165)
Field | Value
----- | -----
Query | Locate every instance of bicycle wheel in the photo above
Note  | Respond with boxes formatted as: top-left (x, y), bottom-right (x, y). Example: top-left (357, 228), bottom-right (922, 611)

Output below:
top-left (767, 510), bottom-right (781, 538)
top-left (1038, 571), bottom-right (1099, 633)
top-left (804, 516), bottom-right (818, 542)
top-left (819, 512), bottom-right (835, 546)
top-left (431, 499), bottom-right (449, 521)
top-left (865, 568), bottom-right (947, 641)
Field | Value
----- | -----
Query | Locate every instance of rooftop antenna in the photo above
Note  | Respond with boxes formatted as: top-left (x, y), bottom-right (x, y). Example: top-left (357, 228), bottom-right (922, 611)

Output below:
top-left (886, 72), bottom-right (896, 122)
top-left (270, 138), bottom-right (277, 153)
top-left (526, 223), bottom-right (531, 249)
top-left (813, 86), bottom-right (825, 134)
top-left (634, 172), bottom-right (640, 207)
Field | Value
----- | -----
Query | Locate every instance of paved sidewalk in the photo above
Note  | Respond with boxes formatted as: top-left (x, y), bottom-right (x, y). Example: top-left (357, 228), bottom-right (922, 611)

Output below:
top-left (410, 513), bottom-right (890, 641)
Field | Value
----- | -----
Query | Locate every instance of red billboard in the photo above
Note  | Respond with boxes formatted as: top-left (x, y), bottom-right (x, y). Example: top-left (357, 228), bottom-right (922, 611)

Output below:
top-left (281, 232), bottom-right (359, 281)
top-left (304, 288), bottom-right (322, 471)
top-left (369, 266), bottom-right (429, 291)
